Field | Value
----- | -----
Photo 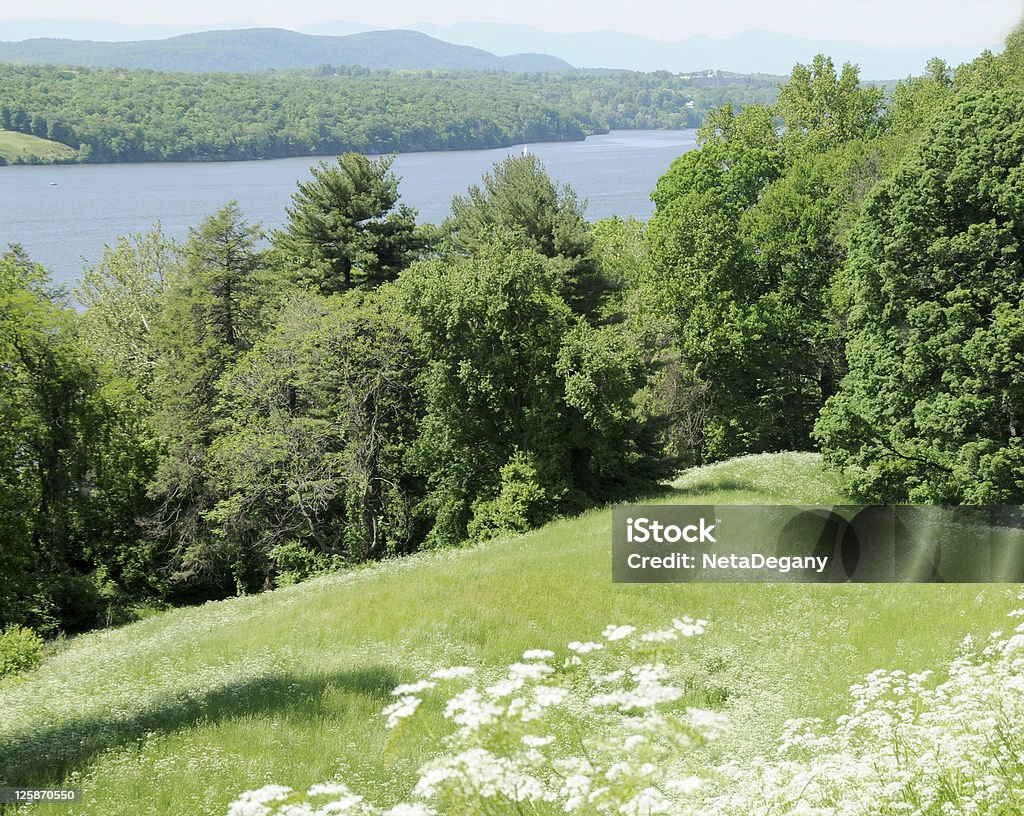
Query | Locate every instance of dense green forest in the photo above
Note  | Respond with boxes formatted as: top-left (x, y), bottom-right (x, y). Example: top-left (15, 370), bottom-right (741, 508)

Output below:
top-left (0, 64), bottom-right (779, 163)
top-left (2, 33), bottom-right (1022, 637)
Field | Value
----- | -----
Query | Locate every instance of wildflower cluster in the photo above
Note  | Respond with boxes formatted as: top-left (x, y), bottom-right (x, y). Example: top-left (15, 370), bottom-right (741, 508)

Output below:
top-left (700, 604), bottom-right (1024, 816)
top-left (227, 617), bottom-right (720, 816)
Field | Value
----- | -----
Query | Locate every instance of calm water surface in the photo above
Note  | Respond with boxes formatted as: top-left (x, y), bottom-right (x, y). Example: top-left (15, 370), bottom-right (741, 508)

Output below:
top-left (0, 129), bottom-right (697, 288)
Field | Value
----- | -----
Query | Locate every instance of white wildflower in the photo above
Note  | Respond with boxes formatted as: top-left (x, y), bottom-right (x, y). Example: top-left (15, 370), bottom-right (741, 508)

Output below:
top-left (603, 625), bottom-right (636, 641)
top-left (382, 695), bottom-right (421, 729)
top-left (534, 685), bottom-right (569, 707)
top-left (445, 687), bottom-right (502, 730)
top-left (306, 784), bottom-right (352, 797)
top-left (228, 785), bottom-right (293, 816)
top-left (382, 805), bottom-right (434, 816)
top-left (509, 662), bottom-right (555, 680)
top-left (486, 677), bottom-right (525, 698)
top-left (619, 787), bottom-right (671, 816)
top-left (664, 776), bottom-right (704, 795)
top-left (430, 667), bottom-right (476, 681)
top-left (671, 617), bottom-right (707, 637)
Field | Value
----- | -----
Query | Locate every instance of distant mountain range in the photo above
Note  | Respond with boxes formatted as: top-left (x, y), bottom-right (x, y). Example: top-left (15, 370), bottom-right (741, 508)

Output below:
top-left (0, 19), bottom-right (1001, 79)
top-left (382, 23), bottom-right (995, 79)
top-left (0, 28), bottom-right (572, 73)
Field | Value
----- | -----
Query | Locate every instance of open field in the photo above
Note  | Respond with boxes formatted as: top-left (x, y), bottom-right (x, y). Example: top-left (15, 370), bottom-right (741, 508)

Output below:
top-left (0, 130), bottom-right (75, 164)
top-left (0, 452), bottom-right (1016, 815)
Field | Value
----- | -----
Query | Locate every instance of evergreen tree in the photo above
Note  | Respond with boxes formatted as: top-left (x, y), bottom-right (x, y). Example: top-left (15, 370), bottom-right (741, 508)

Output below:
top-left (443, 154), bottom-right (604, 317)
top-left (147, 203), bottom-right (267, 590)
top-left (273, 153), bottom-right (420, 295)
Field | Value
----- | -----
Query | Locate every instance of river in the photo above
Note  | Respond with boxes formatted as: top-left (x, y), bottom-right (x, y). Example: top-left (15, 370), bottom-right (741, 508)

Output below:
top-left (0, 129), bottom-right (697, 288)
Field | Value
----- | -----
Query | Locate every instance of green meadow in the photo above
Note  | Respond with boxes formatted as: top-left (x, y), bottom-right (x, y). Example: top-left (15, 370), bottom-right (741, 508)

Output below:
top-left (0, 130), bottom-right (75, 163)
top-left (0, 452), bottom-right (1016, 815)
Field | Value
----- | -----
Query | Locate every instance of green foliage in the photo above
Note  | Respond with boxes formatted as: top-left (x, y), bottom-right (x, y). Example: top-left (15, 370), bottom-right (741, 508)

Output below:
top-left (466, 450), bottom-right (548, 540)
top-left (274, 153), bottom-right (420, 294)
top-left (0, 624), bottom-right (44, 679)
top-left (268, 540), bottom-right (334, 587)
top-left (775, 55), bottom-right (884, 155)
top-left (590, 216), bottom-right (648, 297)
top-left (209, 291), bottom-right (422, 573)
top-left (446, 154), bottom-right (589, 259)
top-left (643, 57), bottom-right (891, 464)
top-left (0, 64), bottom-right (780, 164)
top-left (398, 234), bottom-right (655, 546)
top-left (444, 153), bottom-right (606, 316)
top-left (815, 87), bottom-right (1024, 503)
top-left (0, 250), bottom-right (146, 631)
top-left (398, 240), bottom-right (573, 544)
top-left (75, 225), bottom-right (179, 386)
top-left (147, 203), bottom-right (268, 589)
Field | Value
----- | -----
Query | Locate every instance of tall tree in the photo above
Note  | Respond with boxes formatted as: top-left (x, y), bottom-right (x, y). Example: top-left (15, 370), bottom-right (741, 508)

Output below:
top-left (643, 57), bottom-right (887, 464)
top-left (0, 251), bottom-right (126, 631)
top-left (775, 55), bottom-right (883, 155)
top-left (273, 152), bottom-right (420, 295)
top-left (147, 203), bottom-right (267, 590)
top-left (209, 292), bottom-right (422, 578)
top-left (75, 225), bottom-right (178, 387)
top-left (443, 154), bottom-right (605, 318)
top-left (397, 235), bottom-right (651, 545)
top-left (815, 87), bottom-right (1024, 503)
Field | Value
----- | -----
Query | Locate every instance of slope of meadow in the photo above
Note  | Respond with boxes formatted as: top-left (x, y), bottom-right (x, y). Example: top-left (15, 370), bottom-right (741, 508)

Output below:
top-left (0, 130), bottom-right (75, 163)
top-left (0, 452), bottom-right (1016, 815)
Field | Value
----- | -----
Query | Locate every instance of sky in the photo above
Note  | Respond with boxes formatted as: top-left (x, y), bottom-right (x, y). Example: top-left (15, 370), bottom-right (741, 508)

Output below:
top-left (0, 0), bottom-right (1019, 47)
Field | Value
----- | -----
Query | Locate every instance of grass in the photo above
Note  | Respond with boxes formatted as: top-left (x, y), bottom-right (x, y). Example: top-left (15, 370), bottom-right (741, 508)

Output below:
top-left (0, 452), bottom-right (1017, 815)
top-left (0, 130), bottom-right (76, 164)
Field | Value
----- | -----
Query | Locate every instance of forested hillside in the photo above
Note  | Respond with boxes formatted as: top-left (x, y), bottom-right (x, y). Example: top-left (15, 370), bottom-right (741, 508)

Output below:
top-left (1, 29), bottom-right (1021, 638)
top-left (0, 65), bottom-right (780, 163)
top-left (0, 28), bottom-right (572, 73)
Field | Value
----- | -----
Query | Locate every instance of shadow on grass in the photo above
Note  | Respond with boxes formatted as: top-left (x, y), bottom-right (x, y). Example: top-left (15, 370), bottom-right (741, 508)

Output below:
top-left (0, 665), bottom-right (399, 788)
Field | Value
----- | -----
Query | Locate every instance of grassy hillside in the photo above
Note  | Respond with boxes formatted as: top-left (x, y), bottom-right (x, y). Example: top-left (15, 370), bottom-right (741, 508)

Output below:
top-left (0, 452), bottom-right (1015, 815)
top-left (0, 130), bottom-right (75, 163)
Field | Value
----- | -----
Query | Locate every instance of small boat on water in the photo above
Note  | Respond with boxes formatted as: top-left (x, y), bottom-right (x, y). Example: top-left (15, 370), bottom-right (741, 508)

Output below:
top-left (49, 181), bottom-right (57, 186)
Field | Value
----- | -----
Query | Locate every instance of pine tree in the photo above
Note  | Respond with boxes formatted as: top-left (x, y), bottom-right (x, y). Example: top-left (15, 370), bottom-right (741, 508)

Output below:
top-left (274, 153), bottom-right (420, 295)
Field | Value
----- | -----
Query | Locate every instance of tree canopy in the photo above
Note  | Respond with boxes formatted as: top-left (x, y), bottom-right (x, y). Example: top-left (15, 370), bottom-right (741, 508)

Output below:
top-left (815, 87), bottom-right (1024, 503)
top-left (274, 153), bottom-right (420, 294)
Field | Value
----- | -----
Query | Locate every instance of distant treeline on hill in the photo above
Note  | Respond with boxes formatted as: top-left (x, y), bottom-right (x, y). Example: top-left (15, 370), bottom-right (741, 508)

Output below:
top-left (0, 27), bottom-right (575, 73)
top-left (0, 64), bottom-right (780, 164)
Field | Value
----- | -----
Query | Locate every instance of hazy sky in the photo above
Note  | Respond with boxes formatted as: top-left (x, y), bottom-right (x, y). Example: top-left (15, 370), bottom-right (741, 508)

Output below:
top-left (0, 0), bottom-right (1019, 46)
